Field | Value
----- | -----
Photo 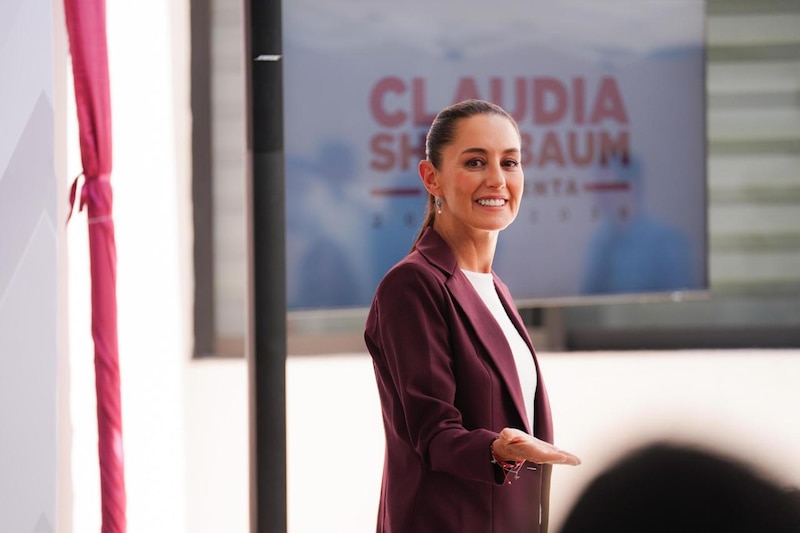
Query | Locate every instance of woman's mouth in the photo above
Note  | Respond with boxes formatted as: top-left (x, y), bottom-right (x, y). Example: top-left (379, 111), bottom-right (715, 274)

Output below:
top-left (476, 198), bottom-right (506, 207)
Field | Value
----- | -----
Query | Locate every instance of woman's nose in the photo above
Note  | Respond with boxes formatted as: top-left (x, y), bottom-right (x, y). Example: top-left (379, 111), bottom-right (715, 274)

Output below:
top-left (485, 163), bottom-right (506, 188)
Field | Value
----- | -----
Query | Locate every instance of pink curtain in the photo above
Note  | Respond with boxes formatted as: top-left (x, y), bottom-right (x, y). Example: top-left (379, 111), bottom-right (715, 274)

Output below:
top-left (64, 0), bottom-right (126, 531)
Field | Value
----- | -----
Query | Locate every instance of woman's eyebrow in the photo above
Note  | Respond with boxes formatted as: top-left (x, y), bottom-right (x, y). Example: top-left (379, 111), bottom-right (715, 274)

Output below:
top-left (460, 147), bottom-right (520, 155)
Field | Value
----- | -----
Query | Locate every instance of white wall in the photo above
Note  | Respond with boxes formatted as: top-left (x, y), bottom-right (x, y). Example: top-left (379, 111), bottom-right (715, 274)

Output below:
top-left (58, 2), bottom-right (800, 533)
top-left (184, 350), bottom-right (800, 533)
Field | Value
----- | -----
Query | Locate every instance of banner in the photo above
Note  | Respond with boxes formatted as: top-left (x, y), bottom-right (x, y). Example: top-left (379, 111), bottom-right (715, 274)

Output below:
top-left (283, 0), bottom-right (707, 310)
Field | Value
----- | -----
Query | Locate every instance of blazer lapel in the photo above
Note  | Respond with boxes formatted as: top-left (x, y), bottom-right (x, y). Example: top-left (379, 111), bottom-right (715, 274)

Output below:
top-left (495, 278), bottom-right (553, 441)
top-left (415, 228), bottom-right (532, 434)
top-left (494, 280), bottom-right (534, 358)
top-left (447, 272), bottom-right (533, 434)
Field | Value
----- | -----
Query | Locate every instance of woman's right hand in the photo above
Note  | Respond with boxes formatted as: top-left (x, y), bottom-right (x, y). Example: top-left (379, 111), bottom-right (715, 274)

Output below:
top-left (493, 427), bottom-right (581, 466)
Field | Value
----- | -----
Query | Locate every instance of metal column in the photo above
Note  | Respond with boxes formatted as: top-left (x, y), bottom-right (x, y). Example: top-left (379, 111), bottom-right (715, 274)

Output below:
top-left (246, 0), bottom-right (286, 531)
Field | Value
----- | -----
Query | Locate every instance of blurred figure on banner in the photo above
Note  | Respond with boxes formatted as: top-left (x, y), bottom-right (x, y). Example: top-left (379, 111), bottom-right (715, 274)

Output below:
top-left (368, 169), bottom-right (427, 286)
top-left (580, 154), bottom-right (693, 295)
top-left (365, 99), bottom-right (580, 533)
top-left (559, 441), bottom-right (800, 533)
top-left (285, 140), bottom-right (370, 309)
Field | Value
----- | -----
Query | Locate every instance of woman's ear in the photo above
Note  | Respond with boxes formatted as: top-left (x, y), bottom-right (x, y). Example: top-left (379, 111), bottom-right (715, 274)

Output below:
top-left (419, 159), bottom-right (440, 197)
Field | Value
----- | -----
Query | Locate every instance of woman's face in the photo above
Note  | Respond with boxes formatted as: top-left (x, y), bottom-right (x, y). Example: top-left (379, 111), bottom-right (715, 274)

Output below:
top-left (423, 113), bottom-right (523, 236)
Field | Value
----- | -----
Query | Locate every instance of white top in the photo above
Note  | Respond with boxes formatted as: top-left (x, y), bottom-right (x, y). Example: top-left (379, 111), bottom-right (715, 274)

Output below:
top-left (461, 269), bottom-right (536, 431)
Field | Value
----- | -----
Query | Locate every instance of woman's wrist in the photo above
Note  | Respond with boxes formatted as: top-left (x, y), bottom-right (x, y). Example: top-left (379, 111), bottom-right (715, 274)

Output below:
top-left (490, 435), bottom-right (512, 463)
top-left (491, 436), bottom-right (525, 484)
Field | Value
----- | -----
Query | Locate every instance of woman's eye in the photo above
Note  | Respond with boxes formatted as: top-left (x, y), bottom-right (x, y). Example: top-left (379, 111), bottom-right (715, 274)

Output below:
top-left (465, 158), bottom-right (485, 168)
top-left (503, 159), bottom-right (520, 168)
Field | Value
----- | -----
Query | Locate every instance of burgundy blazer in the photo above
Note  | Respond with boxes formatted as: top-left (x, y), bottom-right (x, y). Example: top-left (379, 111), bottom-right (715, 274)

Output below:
top-left (365, 227), bottom-right (554, 533)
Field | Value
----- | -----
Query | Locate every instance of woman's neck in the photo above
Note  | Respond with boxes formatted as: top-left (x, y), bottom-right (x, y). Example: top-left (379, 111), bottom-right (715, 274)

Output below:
top-left (432, 221), bottom-right (498, 273)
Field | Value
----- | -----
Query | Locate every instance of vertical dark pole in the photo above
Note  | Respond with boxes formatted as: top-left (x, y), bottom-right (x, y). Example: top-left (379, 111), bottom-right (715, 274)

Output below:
top-left (246, 0), bottom-right (286, 531)
top-left (190, 0), bottom-right (215, 358)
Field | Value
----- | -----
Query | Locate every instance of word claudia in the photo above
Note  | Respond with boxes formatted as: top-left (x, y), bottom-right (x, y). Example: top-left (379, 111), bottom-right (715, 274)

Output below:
top-left (368, 76), bottom-right (630, 172)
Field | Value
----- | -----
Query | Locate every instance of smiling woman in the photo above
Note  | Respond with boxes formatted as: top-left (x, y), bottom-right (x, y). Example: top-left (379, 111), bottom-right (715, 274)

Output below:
top-left (364, 100), bottom-right (580, 533)
top-left (419, 111), bottom-right (524, 261)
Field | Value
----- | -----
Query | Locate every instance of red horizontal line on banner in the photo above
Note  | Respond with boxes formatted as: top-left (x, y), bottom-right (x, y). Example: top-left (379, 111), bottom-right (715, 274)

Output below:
top-left (371, 187), bottom-right (424, 197)
top-left (583, 182), bottom-right (631, 192)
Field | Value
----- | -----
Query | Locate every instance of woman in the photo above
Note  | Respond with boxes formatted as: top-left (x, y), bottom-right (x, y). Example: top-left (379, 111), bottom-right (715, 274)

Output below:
top-left (364, 99), bottom-right (580, 533)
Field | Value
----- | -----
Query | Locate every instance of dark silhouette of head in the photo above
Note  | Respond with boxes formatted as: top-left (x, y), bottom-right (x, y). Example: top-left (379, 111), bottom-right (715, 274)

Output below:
top-left (559, 442), bottom-right (800, 533)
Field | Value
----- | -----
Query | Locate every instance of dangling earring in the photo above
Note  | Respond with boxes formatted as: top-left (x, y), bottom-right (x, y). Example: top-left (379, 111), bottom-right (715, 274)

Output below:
top-left (435, 197), bottom-right (443, 215)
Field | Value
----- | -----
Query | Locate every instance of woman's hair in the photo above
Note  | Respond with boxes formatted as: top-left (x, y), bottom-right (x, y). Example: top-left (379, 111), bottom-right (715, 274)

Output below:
top-left (411, 99), bottom-right (520, 249)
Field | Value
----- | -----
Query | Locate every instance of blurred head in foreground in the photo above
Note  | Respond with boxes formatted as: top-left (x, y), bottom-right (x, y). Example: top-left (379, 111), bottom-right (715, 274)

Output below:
top-left (559, 442), bottom-right (800, 533)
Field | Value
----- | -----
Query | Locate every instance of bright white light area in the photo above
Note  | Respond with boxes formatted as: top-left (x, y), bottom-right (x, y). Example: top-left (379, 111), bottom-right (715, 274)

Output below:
top-left (64, 0), bottom-right (190, 532)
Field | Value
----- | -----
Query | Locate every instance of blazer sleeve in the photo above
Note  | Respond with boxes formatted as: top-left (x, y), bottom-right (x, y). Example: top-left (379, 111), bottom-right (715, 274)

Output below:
top-left (365, 261), bottom-right (498, 484)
